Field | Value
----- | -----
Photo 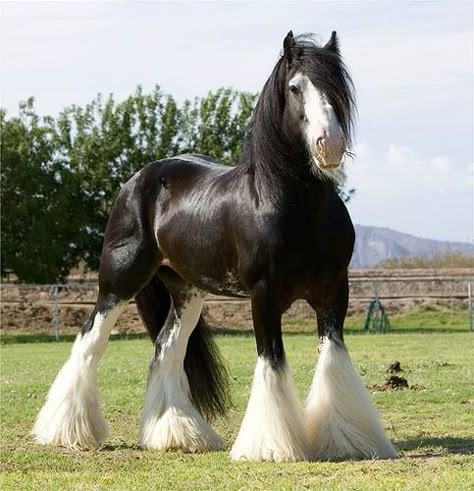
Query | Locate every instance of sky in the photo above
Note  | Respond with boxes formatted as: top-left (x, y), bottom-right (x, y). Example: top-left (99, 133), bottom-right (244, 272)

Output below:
top-left (1, 1), bottom-right (473, 243)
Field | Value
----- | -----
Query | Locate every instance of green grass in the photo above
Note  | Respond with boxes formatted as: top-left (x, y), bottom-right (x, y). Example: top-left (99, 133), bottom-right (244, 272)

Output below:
top-left (284, 307), bottom-right (471, 335)
top-left (2, 304), bottom-right (471, 341)
top-left (1, 332), bottom-right (473, 490)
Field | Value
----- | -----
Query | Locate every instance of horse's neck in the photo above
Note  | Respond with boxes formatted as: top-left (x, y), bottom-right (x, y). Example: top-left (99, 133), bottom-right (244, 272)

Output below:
top-left (245, 156), bottom-right (330, 208)
top-left (242, 129), bottom-right (305, 178)
top-left (239, 109), bottom-right (332, 203)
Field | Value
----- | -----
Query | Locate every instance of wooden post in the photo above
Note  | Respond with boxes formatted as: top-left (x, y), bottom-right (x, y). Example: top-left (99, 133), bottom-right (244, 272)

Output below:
top-left (468, 281), bottom-right (473, 332)
top-left (52, 285), bottom-right (60, 341)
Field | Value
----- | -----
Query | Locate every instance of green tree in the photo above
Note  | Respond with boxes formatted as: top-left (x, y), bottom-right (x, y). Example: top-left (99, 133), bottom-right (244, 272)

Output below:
top-left (377, 252), bottom-right (474, 269)
top-left (1, 86), bottom-right (354, 283)
top-left (179, 89), bottom-right (257, 163)
top-left (52, 86), bottom-right (182, 270)
top-left (1, 100), bottom-right (87, 283)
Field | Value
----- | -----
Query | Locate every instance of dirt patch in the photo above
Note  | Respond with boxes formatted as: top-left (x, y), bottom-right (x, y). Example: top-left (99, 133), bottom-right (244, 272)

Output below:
top-left (386, 360), bottom-right (403, 373)
top-left (403, 452), bottom-right (442, 460)
top-left (385, 375), bottom-right (409, 389)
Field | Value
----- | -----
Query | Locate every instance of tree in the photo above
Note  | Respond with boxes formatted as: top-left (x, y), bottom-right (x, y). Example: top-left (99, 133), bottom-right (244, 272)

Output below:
top-left (376, 252), bottom-right (474, 269)
top-left (178, 89), bottom-right (257, 163)
top-left (52, 86), bottom-right (183, 270)
top-left (1, 100), bottom-right (87, 282)
top-left (1, 86), bottom-right (354, 283)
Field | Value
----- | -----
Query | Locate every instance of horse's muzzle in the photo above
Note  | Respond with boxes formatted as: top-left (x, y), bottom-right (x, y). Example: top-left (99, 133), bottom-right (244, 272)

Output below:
top-left (314, 136), bottom-right (345, 169)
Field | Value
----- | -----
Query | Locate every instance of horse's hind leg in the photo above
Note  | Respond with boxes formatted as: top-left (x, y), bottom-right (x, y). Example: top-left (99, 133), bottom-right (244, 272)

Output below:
top-left (32, 292), bottom-right (124, 449)
top-left (305, 274), bottom-right (397, 461)
top-left (33, 230), bottom-right (159, 449)
top-left (139, 273), bottom-right (224, 452)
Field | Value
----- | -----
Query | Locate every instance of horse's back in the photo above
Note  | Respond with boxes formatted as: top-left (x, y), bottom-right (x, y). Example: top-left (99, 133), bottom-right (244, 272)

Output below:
top-left (154, 153), bottom-right (230, 177)
top-left (111, 153), bottom-right (230, 216)
top-left (168, 153), bottom-right (227, 169)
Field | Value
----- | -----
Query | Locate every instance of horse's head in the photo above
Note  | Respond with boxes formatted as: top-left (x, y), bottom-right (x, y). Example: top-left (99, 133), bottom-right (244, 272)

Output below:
top-left (282, 31), bottom-right (355, 176)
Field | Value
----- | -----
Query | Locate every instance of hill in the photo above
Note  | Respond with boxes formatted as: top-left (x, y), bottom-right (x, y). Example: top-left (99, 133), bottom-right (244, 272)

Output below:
top-left (351, 225), bottom-right (473, 268)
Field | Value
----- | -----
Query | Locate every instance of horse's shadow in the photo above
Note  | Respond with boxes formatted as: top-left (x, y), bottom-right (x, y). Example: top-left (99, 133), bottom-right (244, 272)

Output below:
top-left (396, 436), bottom-right (474, 456)
top-left (62, 437), bottom-right (474, 462)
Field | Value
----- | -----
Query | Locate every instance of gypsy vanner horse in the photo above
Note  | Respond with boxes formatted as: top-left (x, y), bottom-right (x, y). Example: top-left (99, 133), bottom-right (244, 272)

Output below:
top-left (33, 32), bottom-right (397, 462)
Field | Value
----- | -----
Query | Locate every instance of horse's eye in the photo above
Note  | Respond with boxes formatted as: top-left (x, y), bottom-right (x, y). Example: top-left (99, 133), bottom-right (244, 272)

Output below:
top-left (289, 84), bottom-right (300, 95)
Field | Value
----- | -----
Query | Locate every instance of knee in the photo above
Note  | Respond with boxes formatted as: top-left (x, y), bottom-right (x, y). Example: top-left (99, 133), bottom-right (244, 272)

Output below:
top-left (257, 339), bottom-right (285, 370)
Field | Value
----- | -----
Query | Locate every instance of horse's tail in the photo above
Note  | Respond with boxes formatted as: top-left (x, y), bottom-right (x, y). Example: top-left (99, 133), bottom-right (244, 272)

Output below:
top-left (185, 315), bottom-right (230, 419)
top-left (135, 276), bottom-right (230, 420)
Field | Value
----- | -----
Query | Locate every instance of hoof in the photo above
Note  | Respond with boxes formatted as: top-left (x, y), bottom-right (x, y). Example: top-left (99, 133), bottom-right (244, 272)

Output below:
top-left (140, 407), bottom-right (224, 453)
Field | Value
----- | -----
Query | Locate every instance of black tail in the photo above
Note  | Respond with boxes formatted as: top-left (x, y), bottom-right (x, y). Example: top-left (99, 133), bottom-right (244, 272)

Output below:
top-left (184, 314), bottom-right (230, 420)
top-left (135, 276), bottom-right (231, 421)
top-left (135, 275), bottom-right (171, 341)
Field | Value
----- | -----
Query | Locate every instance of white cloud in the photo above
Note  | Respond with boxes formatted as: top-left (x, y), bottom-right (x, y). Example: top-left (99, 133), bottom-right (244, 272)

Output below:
top-left (346, 143), bottom-right (473, 242)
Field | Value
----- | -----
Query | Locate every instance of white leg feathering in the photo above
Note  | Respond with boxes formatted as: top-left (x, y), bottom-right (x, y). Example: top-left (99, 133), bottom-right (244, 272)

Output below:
top-left (230, 357), bottom-right (309, 462)
top-left (305, 337), bottom-right (397, 461)
top-left (32, 306), bottom-right (123, 449)
top-left (139, 290), bottom-right (223, 452)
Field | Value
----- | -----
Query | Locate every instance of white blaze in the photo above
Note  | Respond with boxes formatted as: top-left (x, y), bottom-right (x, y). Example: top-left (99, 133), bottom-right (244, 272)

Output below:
top-left (289, 72), bottom-right (345, 176)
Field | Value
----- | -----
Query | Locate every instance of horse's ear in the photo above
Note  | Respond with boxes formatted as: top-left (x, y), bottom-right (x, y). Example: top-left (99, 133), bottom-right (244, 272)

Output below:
top-left (283, 31), bottom-right (296, 64)
top-left (325, 31), bottom-right (340, 54)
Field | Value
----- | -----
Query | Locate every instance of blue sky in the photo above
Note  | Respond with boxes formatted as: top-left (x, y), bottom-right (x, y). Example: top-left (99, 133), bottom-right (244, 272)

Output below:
top-left (1, 1), bottom-right (473, 243)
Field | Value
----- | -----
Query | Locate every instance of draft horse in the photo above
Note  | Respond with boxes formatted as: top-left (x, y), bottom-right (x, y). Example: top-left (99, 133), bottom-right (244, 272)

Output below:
top-left (33, 31), bottom-right (397, 462)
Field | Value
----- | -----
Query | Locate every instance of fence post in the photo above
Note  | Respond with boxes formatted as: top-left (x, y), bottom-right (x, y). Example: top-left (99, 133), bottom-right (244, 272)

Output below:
top-left (52, 285), bottom-right (60, 341)
top-left (468, 281), bottom-right (473, 332)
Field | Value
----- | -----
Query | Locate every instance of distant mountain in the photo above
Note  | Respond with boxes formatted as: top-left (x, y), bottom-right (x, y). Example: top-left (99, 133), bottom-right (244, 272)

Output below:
top-left (351, 225), bottom-right (473, 268)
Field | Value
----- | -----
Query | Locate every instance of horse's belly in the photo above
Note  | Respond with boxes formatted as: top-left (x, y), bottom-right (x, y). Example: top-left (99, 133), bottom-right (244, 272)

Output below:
top-left (191, 271), bottom-right (249, 298)
top-left (157, 228), bottom-right (248, 297)
top-left (160, 256), bottom-right (248, 298)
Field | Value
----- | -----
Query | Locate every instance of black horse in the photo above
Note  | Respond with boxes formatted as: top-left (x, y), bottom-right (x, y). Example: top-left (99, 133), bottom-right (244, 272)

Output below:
top-left (33, 31), bottom-right (397, 462)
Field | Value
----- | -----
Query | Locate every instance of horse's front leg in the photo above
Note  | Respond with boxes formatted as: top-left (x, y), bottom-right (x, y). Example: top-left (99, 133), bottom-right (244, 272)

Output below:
top-left (230, 280), bottom-right (309, 462)
top-left (305, 274), bottom-right (397, 461)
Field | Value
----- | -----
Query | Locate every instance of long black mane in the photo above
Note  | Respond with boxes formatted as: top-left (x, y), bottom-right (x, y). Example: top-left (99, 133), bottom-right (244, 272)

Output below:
top-left (240, 34), bottom-right (356, 185)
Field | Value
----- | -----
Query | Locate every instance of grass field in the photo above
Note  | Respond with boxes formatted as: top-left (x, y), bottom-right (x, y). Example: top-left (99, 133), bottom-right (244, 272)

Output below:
top-left (1, 330), bottom-right (473, 490)
top-left (2, 306), bottom-right (471, 342)
top-left (285, 308), bottom-right (471, 335)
